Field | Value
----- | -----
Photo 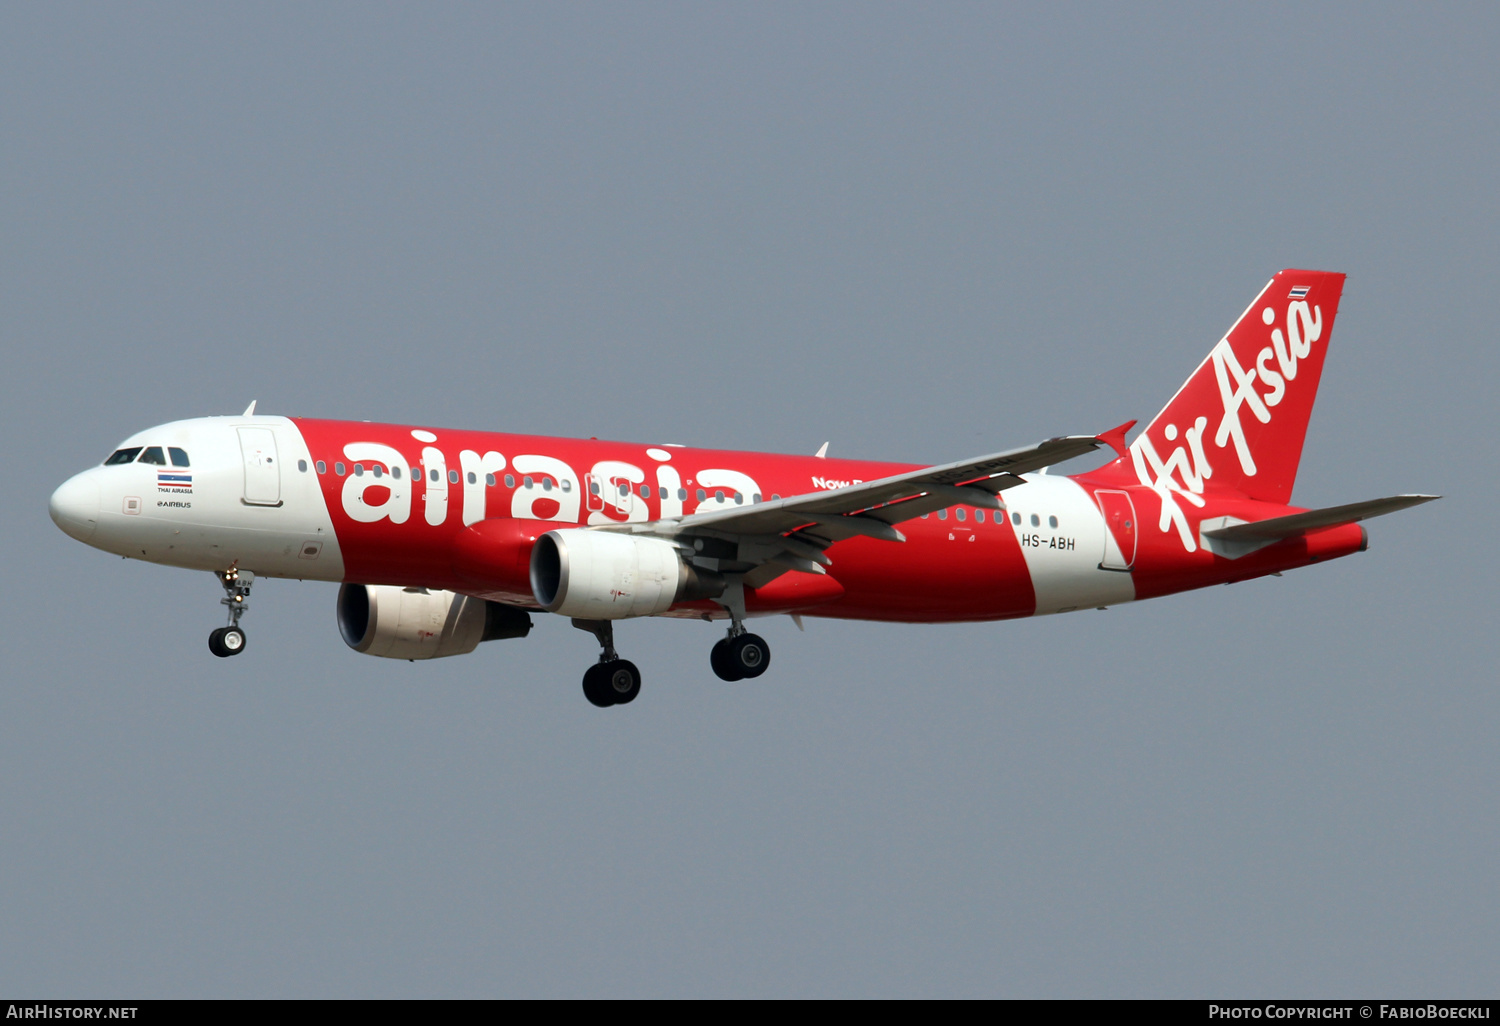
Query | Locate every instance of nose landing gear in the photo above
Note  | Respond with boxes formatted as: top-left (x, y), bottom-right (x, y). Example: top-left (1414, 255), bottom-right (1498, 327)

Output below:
top-left (209, 568), bottom-right (254, 658)
top-left (572, 618), bottom-right (641, 707)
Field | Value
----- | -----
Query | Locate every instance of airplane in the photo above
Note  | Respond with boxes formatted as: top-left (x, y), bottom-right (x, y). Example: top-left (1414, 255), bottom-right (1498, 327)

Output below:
top-left (48, 269), bottom-right (1436, 707)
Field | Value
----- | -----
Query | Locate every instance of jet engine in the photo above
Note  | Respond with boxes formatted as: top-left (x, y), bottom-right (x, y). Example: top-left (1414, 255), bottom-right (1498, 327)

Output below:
top-left (530, 529), bottom-right (724, 619)
top-left (337, 584), bottom-right (532, 660)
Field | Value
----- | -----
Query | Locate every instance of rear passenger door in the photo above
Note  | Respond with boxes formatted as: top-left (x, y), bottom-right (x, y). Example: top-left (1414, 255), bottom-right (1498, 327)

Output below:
top-left (1094, 489), bottom-right (1137, 571)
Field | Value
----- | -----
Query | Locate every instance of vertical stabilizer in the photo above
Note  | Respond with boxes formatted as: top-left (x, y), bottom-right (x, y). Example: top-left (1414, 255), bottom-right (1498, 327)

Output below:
top-left (1125, 269), bottom-right (1345, 506)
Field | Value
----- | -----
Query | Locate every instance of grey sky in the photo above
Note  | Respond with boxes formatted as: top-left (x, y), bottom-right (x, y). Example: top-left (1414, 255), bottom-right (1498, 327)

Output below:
top-left (2, 3), bottom-right (1496, 997)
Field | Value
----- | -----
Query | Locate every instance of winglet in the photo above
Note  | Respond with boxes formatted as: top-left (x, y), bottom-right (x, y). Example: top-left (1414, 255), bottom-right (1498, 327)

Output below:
top-left (814, 442), bottom-right (829, 459)
top-left (242, 400), bottom-right (258, 416)
top-left (1096, 420), bottom-right (1136, 458)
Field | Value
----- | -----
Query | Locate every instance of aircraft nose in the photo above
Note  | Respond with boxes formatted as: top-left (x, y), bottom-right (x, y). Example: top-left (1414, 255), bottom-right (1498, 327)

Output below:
top-left (49, 472), bottom-right (100, 542)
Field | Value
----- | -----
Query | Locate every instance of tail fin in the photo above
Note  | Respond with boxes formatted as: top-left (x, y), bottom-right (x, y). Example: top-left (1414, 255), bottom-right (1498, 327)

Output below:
top-left (1128, 269), bottom-right (1345, 505)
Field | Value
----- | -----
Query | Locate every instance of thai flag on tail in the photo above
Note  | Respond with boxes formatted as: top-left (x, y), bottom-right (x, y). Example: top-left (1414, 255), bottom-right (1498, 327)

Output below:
top-left (1289, 285), bottom-right (1310, 299)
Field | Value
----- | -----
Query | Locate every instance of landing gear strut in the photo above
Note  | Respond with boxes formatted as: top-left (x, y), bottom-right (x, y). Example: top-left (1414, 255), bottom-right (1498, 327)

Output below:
top-left (709, 578), bottom-right (770, 681)
top-left (209, 568), bottom-right (253, 658)
top-left (572, 618), bottom-right (640, 708)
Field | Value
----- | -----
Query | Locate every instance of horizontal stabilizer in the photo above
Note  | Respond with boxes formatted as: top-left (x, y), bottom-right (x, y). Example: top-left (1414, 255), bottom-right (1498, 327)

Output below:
top-left (1202, 494), bottom-right (1439, 543)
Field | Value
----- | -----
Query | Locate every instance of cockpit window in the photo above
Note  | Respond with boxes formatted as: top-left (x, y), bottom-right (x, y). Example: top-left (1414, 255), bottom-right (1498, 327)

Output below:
top-left (137, 446), bottom-right (168, 465)
top-left (104, 447), bottom-right (142, 466)
top-left (168, 447), bottom-right (190, 467)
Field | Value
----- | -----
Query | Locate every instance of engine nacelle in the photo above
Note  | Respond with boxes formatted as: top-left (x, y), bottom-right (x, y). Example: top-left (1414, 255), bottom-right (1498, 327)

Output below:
top-left (530, 529), bottom-right (723, 619)
top-left (337, 584), bottom-right (532, 660)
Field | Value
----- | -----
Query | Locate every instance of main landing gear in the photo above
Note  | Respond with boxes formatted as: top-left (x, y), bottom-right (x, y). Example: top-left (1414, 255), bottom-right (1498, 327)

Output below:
top-left (707, 574), bottom-right (770, 682)
top-left (566, 603), bottom-right (773, 705)
top-left (572, 618), bottom-right (641, 708)
top-left (209, 568), bottom-right (253, 658)
top-left (710, 628), bottom-right (771, 681)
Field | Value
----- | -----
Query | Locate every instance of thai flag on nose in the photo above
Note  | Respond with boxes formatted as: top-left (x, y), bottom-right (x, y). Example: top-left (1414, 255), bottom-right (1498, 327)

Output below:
top-left (158, 472), bottom-right (193, 489)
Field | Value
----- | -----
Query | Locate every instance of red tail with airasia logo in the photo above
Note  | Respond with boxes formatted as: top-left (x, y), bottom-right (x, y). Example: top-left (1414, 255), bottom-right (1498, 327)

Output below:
top-left (49, 268), bottom-right (1436, 708)
top-left (1113, 269), bottom-right (1345, 505)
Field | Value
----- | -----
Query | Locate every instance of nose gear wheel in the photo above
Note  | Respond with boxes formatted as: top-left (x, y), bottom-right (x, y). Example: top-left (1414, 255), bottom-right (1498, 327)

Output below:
top-left (209, 626), bottom-right (246, 657)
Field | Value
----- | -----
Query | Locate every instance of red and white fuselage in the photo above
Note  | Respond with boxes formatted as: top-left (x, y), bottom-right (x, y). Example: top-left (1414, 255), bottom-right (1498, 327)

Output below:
top-left (47, 415), bottom-right (1371, 618)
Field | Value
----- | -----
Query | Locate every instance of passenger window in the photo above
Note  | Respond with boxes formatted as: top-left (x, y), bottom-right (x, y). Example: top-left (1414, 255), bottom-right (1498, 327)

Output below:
top-left (590, 480), bottom-right (601, 495)
top-left (561, 479), bottom-right (572, 492)
top-left (449, 470), bottom-right (459, 484)
top-left (956, 508), bottom-right (967, 522)
top-left (105, 447), bottom-right (142, 465)
top-left (1030, 514), bottom-right (1040, 527)
top-left (335, 462), bottom-right (346, 476)
top-left (485, 473), bottom-right (496, 487)
top-left (1049, 515), bottom-right (1058, 528)
top-left (137, 446), bottom-right (167, 465)
top-left (505, 474), bottom-right (515, 488)
top-left (714, 490), bottom-right (725, 502)
top-left (733, 492), bottom-right (743, 505)
top-left (975, 510), bottom-right (986, 523)
top-left (298, 459), bottom-right (308, 472)
top-left (1012, 512), bottom-right (1021, 525)
top-left (752, 493), bottom-right (762, 504)
top-left (316, 461), bottom-right (327, 474)
top-left (677, 488), bottom-right (687, 500)
top-left (168, 447), bottom-right (190, 467)
top-left (542, 477), bottom-right (553, 492)
top-left (429, 469), bottom-right (439, 483)
top-left (411, 467), bottom-right (420, 481)
top-left (772, 494), bottom-right (780, 501)
top-left (372, 465), bottom-right (383, 478)
top-left (697, 489), bottom-right (706, 501)
top-left (524, 476), bottom-right (534, 488)
top-left (640, 485), bottom-right (652, 498)
top-left (392, 466), bottom-right (402, 480)
top-left (938, 509), bottom-right (948, 520)
top-left (467, 472), bottom-right (477, 484)
top-left (354, 464), bottom-right (364, 477)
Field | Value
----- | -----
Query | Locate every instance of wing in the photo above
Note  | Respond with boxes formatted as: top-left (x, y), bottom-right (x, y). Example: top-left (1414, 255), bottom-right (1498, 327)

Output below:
top-left (604, 424), bottom-right (1131, 587)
